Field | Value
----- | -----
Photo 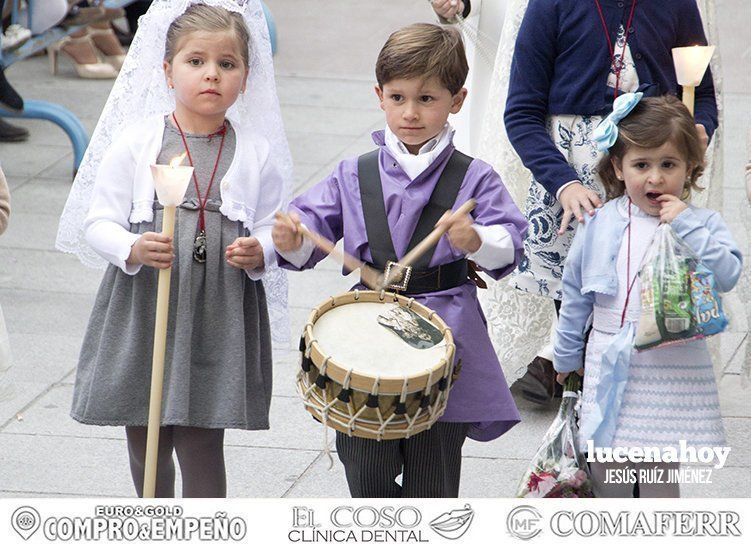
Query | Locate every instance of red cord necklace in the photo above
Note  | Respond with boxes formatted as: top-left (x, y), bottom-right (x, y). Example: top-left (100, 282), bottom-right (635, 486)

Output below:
top-left (172, 113), bottom-right (227, 263)
top-left (594, 0), bottom-right (638, 99)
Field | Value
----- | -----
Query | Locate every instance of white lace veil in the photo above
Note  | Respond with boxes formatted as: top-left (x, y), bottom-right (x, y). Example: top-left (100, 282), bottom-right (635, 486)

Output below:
top-left (55, 0), bottom-right (293, 347)
top-left (475, 0), bottom-right (553, 385)
top-left (475, 0), bottom-right (742, 382)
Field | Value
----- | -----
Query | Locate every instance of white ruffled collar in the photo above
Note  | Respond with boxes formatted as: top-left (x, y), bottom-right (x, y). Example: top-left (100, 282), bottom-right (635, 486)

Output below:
top-left (383, 124), bottom-right (454, 180)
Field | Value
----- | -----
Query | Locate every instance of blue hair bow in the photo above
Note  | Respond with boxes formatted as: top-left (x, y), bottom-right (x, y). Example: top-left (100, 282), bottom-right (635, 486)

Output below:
top-left (591, 92), bottom-right (644, 152)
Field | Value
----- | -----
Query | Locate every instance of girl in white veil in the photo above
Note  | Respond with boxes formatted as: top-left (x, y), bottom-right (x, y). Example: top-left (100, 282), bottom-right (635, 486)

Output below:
top-left (475, 0), bottom-right (735, 391)
top-left (56, 0), bottom-right (292, 347)
top-left (56, 0), bottom-right (292, 497)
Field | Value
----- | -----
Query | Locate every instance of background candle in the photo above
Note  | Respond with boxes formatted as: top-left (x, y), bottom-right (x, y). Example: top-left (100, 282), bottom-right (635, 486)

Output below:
top-left (672, 45), bottom-right (715, 116)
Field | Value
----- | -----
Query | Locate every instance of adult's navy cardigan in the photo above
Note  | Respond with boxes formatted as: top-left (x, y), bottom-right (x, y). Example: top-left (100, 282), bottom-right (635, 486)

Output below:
top-left (504, 0), bottom-right (718, 197)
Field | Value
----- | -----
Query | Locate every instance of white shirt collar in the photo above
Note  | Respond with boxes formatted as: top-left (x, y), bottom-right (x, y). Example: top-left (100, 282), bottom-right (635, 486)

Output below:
top-left (384, 124), bottom-right (454, 180)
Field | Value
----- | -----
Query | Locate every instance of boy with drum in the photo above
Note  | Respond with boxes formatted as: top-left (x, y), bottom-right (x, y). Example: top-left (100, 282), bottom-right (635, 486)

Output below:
top-left (272, 23), bottom-right (527, 498)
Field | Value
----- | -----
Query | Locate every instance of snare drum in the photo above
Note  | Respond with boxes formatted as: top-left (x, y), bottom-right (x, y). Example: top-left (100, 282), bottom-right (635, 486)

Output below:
top-left (297, 290), bottom-right (456, 440)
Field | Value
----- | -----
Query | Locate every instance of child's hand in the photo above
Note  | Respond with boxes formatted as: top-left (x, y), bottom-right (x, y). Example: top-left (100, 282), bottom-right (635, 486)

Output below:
top-left (556, 368), bottom-right (585, 386)
top-left (435, 209), bottom-right (481, 254)
top-left (272, 211), bottom-right (304, 252)
top-left (695, 124), bottom-right (709, 153)
top-left (657, 194), bottom-right (688, 224)
top-left (431, 0), bottom-right (465, 20)
top-left (226, 237), bottom-right (264, 270)
top-left (127, 232), bottom-right (174, 269)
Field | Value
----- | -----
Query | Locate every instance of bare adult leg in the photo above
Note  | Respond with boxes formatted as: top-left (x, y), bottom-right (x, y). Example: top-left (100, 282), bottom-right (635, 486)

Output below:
top-left (172, 426), bottom-right (227, 498)
top-left (125, 426), bottom-right (176, 498)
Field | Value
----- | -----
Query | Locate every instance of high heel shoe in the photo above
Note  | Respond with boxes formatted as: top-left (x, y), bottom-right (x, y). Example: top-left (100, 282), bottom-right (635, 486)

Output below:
top-left (88, 28), bottom-right (127, 71)
top-left (48, 35), bottom-right (119, 79)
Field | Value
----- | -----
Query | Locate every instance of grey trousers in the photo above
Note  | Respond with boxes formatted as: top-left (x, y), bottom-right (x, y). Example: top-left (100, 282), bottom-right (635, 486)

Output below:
top-left (335, 422), bottom-right (470, 498)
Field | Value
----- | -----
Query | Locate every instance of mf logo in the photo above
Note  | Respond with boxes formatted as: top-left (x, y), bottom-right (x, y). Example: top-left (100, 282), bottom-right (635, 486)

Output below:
top-left (507, 505), bottom-right (543, 540)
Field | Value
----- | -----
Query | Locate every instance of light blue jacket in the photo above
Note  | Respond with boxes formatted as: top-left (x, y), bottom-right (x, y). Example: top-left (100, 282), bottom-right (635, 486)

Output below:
top-left (554, 198), bottom-right (743, 373)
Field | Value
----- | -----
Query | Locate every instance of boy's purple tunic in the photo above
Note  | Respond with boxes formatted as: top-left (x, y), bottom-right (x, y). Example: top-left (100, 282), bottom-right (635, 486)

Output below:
top-left (279, 131), bottom-right (528, 441)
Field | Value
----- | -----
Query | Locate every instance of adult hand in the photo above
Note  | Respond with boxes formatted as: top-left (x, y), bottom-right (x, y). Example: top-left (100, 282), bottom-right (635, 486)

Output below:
top-left (435, 209), bottom-right (481, 254)
top-left (657, 194), bottom-right (688, 224)
top-left (127, 232), bottom-right (174, 269)
top-left (558, 182), bottom-right (602, 234)
top-left (695, 124), bottom-right (708, 153)
top-left (272, 211), bottom-right (304, 252)
top-left (226, 236), bottom-right (264, 270)
top-left (431, 0), bottom-right (465, 20)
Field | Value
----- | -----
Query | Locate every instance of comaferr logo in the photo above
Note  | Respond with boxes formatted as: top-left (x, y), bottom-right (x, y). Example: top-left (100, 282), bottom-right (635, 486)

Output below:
top-left (550, 510), bottom-right (742, 537)
top-left (505, 507), bottom-right (743, 539)
top-left (507, 505), bottom-right (543, 541)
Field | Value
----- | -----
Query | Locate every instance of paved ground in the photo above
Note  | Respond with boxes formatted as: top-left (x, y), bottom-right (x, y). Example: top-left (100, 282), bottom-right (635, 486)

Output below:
top-left (0, 0), bottom-right (750, 498)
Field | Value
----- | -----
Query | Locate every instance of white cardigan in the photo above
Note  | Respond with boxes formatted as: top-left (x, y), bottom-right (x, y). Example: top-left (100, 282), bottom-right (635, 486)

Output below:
top-left (84, 114), bottom-right (284, 280)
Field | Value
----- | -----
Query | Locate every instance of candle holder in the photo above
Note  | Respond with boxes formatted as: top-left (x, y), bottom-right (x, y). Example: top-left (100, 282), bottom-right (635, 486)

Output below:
top-left (143, 158), bottom-right (193, 498)
top-left (672, 45), bottom-right (715, 116)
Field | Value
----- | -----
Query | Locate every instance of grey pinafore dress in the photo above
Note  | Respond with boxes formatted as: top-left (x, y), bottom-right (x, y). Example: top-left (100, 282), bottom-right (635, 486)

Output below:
top-left (71, 119), bottom-right (273, 430)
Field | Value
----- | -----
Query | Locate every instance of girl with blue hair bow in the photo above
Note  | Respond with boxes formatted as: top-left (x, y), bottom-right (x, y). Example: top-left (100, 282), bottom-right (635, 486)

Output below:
top-left (553, 93), bottom-right (741, 498)
top-left (500, 0), bottom-right (718, 406)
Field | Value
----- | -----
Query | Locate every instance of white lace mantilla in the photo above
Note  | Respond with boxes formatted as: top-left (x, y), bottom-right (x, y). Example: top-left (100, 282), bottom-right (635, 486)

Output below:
top-left (55, 0), bottom-right (293, 347)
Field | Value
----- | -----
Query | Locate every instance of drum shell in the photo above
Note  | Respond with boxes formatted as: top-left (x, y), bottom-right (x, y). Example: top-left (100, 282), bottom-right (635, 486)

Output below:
top-left (297, 290), bottom-right (456, 440)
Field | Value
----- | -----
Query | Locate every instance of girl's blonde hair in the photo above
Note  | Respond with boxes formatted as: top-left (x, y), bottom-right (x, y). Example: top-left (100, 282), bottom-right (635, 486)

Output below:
top-left (598, 95), bottom-right (705, 200)
top-left (165, 4), bottom-right (251, 67)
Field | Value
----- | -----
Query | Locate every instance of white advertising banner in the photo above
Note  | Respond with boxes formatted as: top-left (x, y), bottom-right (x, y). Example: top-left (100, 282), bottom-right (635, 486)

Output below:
top-left (0, 498), bottom-right (747, 544)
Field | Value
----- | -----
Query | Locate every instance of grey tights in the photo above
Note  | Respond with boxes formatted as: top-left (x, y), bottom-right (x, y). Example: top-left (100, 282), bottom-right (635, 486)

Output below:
top-left (125, 426), bottom-right (227, 498)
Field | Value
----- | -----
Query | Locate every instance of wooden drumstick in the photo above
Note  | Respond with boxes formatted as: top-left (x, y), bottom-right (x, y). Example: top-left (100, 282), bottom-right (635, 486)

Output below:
top-left (274, 212), bottom-right (382, 290)
top-left (379, 199), bottom-right (477, 289)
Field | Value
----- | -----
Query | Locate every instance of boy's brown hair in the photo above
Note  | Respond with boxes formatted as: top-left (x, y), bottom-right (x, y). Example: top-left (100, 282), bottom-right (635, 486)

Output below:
top-left (375, 23), bottom-right (468, 95)
top-left (598, 95), bottom-right (705, 200)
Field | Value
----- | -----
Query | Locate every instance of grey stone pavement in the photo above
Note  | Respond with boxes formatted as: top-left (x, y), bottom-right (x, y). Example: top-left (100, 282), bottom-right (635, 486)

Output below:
top-left (0, 0), bottom-right (750, 498)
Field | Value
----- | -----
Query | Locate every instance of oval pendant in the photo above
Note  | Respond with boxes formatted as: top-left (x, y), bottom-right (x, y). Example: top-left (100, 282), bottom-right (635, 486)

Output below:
top-left (193, 230), bottom-right (207, 263)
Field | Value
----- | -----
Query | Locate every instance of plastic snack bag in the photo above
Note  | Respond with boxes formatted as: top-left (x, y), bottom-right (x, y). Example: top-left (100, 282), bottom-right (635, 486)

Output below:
top-left (691, 263), bottom-right (728, 336)
top-left (635, 224), bottom-right (727, 350)
top-left (516, 375), bottom-right (594, 498)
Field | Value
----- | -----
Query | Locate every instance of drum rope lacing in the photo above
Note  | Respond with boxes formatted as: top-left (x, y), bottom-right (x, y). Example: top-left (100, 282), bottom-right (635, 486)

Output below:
top-left (297, 362), bottom-right (453, 435)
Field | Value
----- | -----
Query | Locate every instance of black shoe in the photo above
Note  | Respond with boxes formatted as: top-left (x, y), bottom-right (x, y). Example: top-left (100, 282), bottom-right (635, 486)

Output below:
top-left (0, 118), bottom-right (29, 142)
top-left (510, 356), bottom-right (560, 405)
top-left (0, 70), bottom-right (23, 114)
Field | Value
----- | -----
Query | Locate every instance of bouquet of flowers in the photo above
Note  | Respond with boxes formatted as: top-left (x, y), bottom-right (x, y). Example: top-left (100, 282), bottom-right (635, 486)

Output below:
top-left (516, 374), bottom-right (594, 498)
top-left (635, 224), bottom-right (727, 351)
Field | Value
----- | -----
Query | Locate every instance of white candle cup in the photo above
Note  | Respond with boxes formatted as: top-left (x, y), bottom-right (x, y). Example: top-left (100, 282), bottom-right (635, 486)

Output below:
top-left (150, 164), bottom-right (194, 207)
top-left (672, 45), bottom-right (715, 87)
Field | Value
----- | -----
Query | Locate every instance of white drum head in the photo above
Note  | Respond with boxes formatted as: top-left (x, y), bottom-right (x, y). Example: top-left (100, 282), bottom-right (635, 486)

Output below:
top-left (312, 302), bottom-right (447, 378)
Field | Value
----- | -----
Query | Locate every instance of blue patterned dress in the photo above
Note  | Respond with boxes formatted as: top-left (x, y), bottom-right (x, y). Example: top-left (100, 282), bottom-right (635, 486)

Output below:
top-left (510, 27), bottom-right (639, 300)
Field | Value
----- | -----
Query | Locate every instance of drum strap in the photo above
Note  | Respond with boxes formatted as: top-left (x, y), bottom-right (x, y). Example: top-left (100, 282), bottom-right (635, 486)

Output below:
top-left (357, 148), bottom-right (473, 271)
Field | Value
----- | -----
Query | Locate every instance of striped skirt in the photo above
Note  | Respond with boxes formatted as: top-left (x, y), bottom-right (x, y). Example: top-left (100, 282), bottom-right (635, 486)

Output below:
top-left (580, 306), bottom-right (725, 451)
